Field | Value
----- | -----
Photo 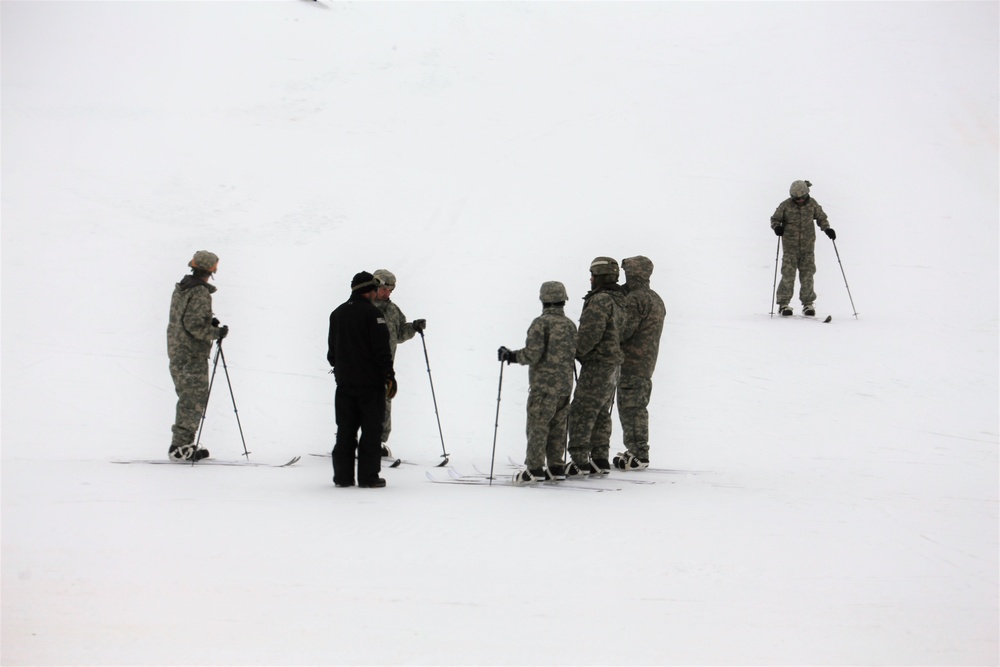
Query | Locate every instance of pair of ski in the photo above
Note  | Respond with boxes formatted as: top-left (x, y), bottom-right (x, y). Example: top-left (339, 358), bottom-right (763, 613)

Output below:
top-left (428, 466), bottom-right (623, 492)
top-left (500, 455), bottom-right (658, 485)
top-left (430, 459), bottom-right (665, 491)
top-left (307, 453), bottom-right (413, 468)
top-left (781, 313), bottom-right (832, 323)
top-left (429, 454), bottom-right (700, 491)
top-left (112, 455), bottom-right (302, 468)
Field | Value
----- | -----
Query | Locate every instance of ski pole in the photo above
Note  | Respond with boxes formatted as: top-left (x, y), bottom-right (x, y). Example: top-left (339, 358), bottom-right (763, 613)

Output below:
top-left (609, 366), bottom-right (620, 416)
top-left (770, 236), bottom-right (781, 318)
top-left (192, 342), bottom-right (223, 463)
top-left (831, 238), bottom-right (859, 319)
top-left (217, 341), bottom-right (251, 460)
top-left (418, 331), bottom-right (450, 467)
top-left (564, 363), bottom-right (578, 467)
top-left (489, 358), bottom-right (505, 486)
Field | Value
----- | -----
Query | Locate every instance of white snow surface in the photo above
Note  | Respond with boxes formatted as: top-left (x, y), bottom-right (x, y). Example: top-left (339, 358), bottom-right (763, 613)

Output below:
top-left (2, 2), bottom-right (998, 665)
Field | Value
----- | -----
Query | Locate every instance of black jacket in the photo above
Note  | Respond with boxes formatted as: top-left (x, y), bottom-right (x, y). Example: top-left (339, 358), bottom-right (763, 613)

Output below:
top-left (327, 295), bottom-right (394, 388)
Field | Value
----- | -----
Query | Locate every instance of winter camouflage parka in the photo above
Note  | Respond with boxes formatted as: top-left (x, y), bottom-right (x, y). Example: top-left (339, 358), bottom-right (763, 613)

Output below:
top-left (167, 275), bottom-right (223, 362)
top-left (513, 305), bottom-right (578, 397)
top-left (620, 257), bottom-right (666, 379)
top-left (576, 286), bottom-right (626, 366)
top-left (374, 298), bottom-right (416, 358)
top-left (770, 198), bottom-right (831, 255)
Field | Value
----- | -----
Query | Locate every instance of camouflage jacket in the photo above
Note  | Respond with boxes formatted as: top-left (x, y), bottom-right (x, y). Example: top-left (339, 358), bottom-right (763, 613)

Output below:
top-left (770, 198), bottom-right (830, 255)
top-left (576, 286), bottom-right (626, 366)
top-left (620, 279), bottom-right (666, 378)
top-left (374, 298), bottom-right (416, 358)
top-left (167, 275), bottom-right (223, 362)
top-left (513, 306), bottom-right (578, 396)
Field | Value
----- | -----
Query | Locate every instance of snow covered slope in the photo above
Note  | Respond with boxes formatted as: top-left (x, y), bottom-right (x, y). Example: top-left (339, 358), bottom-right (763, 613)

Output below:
top-left (2, 2), bottom-right (997, 664)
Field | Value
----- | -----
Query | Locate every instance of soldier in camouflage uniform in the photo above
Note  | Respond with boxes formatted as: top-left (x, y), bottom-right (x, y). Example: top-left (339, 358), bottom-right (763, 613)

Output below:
top-left (372, 269), bottom-right (425, 458)
top-left (498, 281), bottom-right (578, 485)
top-left (166, 250), bottom-right (228, 461)
top-left (566, 257), bottom-right (627, 476)
top-left (613, 256), bottom-right (666, 470)
top-left (771, 180), bottom-right (836, 316)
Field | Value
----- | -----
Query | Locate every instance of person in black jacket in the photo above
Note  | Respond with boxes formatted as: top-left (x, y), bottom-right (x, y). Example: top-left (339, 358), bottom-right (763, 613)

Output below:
top-left (327, 271), bottom-right (396, 488)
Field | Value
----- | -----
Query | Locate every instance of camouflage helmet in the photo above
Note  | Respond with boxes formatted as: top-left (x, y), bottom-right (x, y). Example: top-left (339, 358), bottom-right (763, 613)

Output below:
top-left (789, 180), bottom-right (812, 199)
top-left (590, 256), bottom-right (620, 283)
top-left (189, 250), bottom-right (219, 272)
top-left (372, 269), bottom-right (396, 288)
top-left (621, 255), bottom-right (654, 281)
top-left (539, 281), bottom-right (568, 303)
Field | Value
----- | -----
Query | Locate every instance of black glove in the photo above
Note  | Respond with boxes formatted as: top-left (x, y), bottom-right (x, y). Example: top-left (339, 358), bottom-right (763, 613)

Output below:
top-left (825, 228), bottom-right (836, 240)
top-left (211, 317), bottom-right (220, 327)
top-left (773, 225), bottom-right (784, 236)
top-left (498, 346), bottom-right (517, 364)
top-left (386, 376), bottom-right (398, 399)
top-left (413, 319), bottom-right (426, 333)
top-left (218, 325), bottom-right (229, 340)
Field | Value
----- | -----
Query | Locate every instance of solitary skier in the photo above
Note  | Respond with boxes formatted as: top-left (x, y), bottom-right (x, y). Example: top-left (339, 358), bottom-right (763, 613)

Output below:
top-left (771, 180), bottom-right (836, 316)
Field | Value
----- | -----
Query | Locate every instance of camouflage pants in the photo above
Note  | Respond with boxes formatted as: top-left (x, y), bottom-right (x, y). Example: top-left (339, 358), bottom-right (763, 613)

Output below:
top-left (567, 363), bottom-right (618, 464)
top-left (381, 396), bottom-right (393, 444)
top-left (169, 356), bottom-right (209, 448)
top-left (523, 389), bottom-right (570, 471)
top-left (617, 373), bottom-right (653, 459)
top-left (777, 250), bottom-right (817, 305)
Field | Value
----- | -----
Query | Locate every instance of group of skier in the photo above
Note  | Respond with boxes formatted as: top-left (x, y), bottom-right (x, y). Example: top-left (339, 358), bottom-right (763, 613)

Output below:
top-left (499, 254), bottom-right (666, 485)
top-left (165, 180), bottom-right (837, 487)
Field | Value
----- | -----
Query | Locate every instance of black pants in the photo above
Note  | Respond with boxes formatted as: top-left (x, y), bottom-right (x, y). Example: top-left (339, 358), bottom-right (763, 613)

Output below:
top-left (333, 385), bottom-right (385, 485)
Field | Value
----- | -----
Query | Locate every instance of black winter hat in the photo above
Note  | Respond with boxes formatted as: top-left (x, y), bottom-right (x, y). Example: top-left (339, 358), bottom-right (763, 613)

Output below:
top-left (351, 271), bottom-right (377, 295)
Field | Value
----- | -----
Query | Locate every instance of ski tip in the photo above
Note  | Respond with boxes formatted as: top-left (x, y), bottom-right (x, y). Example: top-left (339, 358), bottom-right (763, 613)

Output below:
top-left (389, 458), bottom-right (402, 468)
top-left (436, 456), bottom-right (450, 468)
top-left (823, 315), bottom-right (832, 323)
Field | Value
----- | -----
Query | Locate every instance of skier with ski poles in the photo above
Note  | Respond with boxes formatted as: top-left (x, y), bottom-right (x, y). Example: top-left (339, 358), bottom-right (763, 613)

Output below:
top-left (166, 250), bottom-right (229, 462)
top-left (566, 257), bottom-right (627, 477)
top-left (371, 269), bottom-right (425, 460)
top-left (770, 180), bottom-right (836, 317)
top-left (498, 281), bottom-right (578, 485)
top-left (613, 256), bottom-right (665, 471)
